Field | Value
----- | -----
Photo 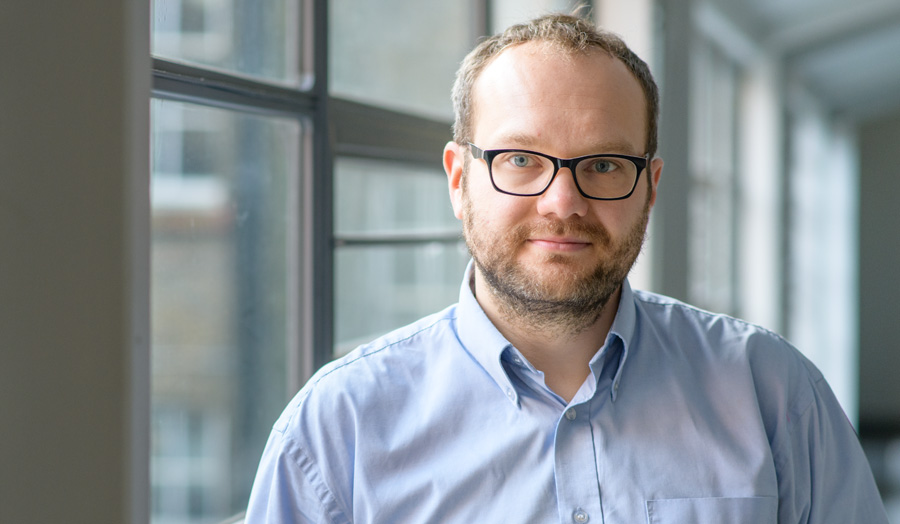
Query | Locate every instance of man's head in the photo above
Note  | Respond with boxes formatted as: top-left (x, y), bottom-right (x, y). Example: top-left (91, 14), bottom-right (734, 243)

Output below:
top-left (451, 13), bottom-right (659, 160)
top-left (443, 14), bottom-right (663, 334)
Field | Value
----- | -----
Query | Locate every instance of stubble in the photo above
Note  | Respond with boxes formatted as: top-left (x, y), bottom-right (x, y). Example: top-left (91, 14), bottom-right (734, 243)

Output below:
top-left (462, 184), bottom-right (650, 338)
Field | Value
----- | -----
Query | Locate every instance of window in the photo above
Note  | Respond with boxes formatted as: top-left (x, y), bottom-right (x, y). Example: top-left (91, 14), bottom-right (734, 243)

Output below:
top-left (491, 0), bottom-right (578, 33)
top-left (150, 100), bottom-right (302, 522)
top-left (151, 1), bottom-right (311, 522)
top-left (333, 158), bottom-right (468, 356)
top-left (688, 36), bottom-right (739, 314)
top-left (152, 0), bottom-right (305, 86)
top-left (329, 1), bottom-right (472, 119)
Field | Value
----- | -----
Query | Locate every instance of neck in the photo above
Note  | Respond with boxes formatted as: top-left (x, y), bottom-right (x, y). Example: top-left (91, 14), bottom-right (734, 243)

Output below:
top-left (473, 269), bottom-right (621, 402)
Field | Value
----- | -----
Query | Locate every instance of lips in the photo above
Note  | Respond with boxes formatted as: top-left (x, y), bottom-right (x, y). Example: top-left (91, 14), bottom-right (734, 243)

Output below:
top-left (527, 236), bottom-right (592, 252)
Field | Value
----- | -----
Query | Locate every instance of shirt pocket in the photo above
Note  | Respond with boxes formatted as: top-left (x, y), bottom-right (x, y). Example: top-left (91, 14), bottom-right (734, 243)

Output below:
top-left (645, 496), bottom-right (777, 524)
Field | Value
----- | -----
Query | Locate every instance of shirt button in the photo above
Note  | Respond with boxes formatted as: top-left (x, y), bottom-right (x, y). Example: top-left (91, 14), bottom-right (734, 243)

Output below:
top-left (506, 388), bottom-right (516, 401)
top-left (573, 508), bottom-right (589, 523)
top-left (565, 408), bottom-right (577, 421)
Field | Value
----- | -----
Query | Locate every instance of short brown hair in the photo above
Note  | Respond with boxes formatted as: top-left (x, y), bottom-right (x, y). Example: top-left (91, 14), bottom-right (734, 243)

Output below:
top-left (451, 13), bottom-right (659, 159)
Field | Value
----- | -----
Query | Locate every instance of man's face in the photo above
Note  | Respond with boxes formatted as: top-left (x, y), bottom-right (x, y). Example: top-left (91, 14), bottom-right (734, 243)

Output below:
top-left (445, 42), bottom-right (663, 325)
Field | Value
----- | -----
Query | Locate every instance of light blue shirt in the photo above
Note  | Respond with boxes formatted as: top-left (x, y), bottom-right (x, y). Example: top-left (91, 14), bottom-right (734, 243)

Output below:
top-left (246, 263), bottom-right (887, 523)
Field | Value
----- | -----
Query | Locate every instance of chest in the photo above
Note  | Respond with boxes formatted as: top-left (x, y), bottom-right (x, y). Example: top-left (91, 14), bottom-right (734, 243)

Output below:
top-left (346, 380), bottom-right (779, 523)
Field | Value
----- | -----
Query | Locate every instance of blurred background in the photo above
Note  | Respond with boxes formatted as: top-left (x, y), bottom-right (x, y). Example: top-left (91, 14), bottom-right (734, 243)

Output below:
top-left (2, 0), bottom-right (899, 523)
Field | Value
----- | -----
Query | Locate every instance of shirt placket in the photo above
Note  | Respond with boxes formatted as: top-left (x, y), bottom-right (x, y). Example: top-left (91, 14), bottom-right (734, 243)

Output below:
top-left (554, 401), bottom-right (603, 524)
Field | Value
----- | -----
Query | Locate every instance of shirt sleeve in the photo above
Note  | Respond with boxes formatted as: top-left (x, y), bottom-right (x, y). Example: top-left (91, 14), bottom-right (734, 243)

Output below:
top-left (778, 369), bottom-right (889, 524)
top-left (244, 428), bottom-right (336, 524)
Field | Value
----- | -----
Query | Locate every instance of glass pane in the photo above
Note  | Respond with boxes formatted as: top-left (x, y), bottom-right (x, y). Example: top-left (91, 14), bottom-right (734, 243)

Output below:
top-left (491, 0), bottom-right (579, 33)
top-left (150, 99), bottom-right (302, 523)
top-left (335, 242), bottom-right (470, 356)
top-left (329, 1), bottom-right (472, 119)
top-left (334, 156), bottom-right (466, 357)
top-left (334, 157), bottom-right (459, 235)
top-left (687, 39), bottom-right (737, 315)
top-left (152, 0), bottom-right (304, 86)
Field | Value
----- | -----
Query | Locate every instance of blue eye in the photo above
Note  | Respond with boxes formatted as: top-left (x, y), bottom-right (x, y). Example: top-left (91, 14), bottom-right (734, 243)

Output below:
top-left (591, 159), bottom-right (618, 173)
top-left (512, 155), bottom-right (530, 167)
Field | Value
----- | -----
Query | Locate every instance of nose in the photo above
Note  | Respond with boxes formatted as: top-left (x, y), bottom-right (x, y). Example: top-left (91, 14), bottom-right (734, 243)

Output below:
top-left (535, 167), bottom-right (589, 219)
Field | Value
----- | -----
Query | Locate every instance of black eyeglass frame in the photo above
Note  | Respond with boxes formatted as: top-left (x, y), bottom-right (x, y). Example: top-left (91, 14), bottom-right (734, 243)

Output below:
top-left (468, 143), bottom-right (649, 201)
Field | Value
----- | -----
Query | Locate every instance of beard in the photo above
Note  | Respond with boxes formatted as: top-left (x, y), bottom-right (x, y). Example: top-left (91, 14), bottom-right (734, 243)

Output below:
top-left (462, 184), bottom-right (650, 336)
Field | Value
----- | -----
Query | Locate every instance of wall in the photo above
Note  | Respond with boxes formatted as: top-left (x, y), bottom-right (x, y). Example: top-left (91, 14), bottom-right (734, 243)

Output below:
top-left (859, 111), bottom-right (900, 429)
top-left (0, 2), bottom-right (149, 523)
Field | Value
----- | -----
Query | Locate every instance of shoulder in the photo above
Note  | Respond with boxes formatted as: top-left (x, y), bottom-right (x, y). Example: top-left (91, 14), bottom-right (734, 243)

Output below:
top-left (630, 289), bottom-right (822, 416)
top-left (250, 305), bottom-right (463, 522)
top-left (320, 304), bottom-right (460, 386)
top-left (274, 304), bottom-right (461, 433)
top-left (631, 289), bottom-right (802, 358)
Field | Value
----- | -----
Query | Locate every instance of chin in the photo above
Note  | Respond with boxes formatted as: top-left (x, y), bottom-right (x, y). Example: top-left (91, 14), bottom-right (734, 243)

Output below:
top-left (523, 251), bottom-right (596, 275)
top-left (525, 263), bottom-right (596, 292)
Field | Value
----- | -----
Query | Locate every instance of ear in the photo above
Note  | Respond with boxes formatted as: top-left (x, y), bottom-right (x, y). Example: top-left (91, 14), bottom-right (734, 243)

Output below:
top-left (647, 157), bottom-right (663, 208)
top-left (444, 141), bottom-right (466, 220)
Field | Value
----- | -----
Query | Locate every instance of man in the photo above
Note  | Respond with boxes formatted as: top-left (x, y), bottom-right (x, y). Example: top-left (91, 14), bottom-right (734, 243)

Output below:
top-left (247, 14), bottom-right (887, 523)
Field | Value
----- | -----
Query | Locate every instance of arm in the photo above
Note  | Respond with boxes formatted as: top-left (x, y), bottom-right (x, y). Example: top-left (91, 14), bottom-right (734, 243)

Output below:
top-left (778, 370), bottom-right (888, 523)
top-left (245, 429), bottom-right (345, 524)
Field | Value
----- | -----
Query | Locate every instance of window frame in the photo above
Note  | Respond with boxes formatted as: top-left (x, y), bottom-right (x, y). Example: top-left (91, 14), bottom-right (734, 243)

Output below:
top-left (149, 1), bottom-right (489, 521)
top-left (152, 0), bottom-right (482, 376)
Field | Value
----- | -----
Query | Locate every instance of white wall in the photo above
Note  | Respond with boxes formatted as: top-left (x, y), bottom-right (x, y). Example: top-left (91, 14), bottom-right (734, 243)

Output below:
top-left (0, 2), bottom-right (150, 522)
top-left (737, 57), bottom-right (783, 332)
top-left (786, 86), bottom-right (859, 422)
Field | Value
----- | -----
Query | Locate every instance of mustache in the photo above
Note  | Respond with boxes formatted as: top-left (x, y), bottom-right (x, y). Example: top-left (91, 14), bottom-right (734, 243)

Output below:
top-left (511, 218), bottom-right (611, 245)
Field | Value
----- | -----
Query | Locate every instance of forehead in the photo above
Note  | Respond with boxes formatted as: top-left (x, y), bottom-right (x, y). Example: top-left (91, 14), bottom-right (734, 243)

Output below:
top-left (471, 41), bottom-right (647, 154)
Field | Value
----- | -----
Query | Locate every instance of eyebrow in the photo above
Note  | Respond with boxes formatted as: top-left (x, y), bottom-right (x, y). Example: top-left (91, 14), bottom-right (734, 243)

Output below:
top-left (492, 133), bottom-right (643, 156)
top-left (494, 132), bottom-right (539, 149)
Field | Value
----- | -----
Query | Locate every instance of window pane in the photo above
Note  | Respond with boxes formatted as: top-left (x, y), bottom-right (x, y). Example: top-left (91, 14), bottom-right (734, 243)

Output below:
top-left (152, 0), bottom-right (304, 86)
top-left (329, 1), bottom-right (472, 119)
top-left (334, 157), bottom-right (459, 235)
top-left (491, 0), bottom-right (579, 33)
top-left (335, 243), bottom-right (470, 356)
top-left (688, 40), bottom-right (737, 314)
top-left (150, 99), bottom-right (302, 523)
top-left (334, 157), bottom-right (468, 357)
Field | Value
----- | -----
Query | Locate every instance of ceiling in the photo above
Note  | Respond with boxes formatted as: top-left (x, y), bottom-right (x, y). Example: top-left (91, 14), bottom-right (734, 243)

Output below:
top-left (709, 0), bottom-right (900, 122)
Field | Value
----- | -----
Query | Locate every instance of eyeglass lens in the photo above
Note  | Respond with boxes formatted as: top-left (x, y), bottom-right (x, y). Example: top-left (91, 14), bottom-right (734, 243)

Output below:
top-left (489, 151), bottom-right (638, 199)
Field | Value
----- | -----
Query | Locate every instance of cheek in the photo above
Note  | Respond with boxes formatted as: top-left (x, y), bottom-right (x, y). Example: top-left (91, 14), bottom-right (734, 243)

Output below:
top-left (588, 200), bottom-right (644, 235)
top-left (483, 199), bottom-right (533, 232)
top-left (463, 183), bottom-right (533, 227)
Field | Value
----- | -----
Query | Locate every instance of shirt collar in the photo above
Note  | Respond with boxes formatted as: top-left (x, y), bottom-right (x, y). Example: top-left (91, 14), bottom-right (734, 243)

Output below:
top-left (456, 261), bottom-right (521, 406)
top-left (603, 278), bottom-right (637, 402)
top-left (455, 260), bottom-right (638, 405)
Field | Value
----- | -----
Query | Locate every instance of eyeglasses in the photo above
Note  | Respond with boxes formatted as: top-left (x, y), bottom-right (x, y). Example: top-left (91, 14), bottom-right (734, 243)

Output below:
top-left (468, 143), bottom-right (648, 201)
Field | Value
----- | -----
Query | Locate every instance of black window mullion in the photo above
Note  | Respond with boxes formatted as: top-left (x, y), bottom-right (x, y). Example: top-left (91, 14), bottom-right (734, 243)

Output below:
top-left (309, 0), bottom-right (334, 373)
top-left (330, 97), bottom-right (452, 165)
top-left (152, 58), bottom-right (317, 117)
